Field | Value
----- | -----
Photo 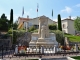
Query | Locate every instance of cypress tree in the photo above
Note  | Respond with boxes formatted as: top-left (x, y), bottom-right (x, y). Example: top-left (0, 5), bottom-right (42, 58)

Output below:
top-left (58, 14), bottom-right (62, 31)
top-left (10, 9), bottom-right (13, 27)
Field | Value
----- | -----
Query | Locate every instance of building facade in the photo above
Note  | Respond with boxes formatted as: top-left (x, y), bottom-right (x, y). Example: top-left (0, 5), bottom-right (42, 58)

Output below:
top-left (18, 15), bottom-right (76, 35)
top-left (17, 15), bottom-right (56, 30)
top-left (56, 16), bottom-right (75, 35)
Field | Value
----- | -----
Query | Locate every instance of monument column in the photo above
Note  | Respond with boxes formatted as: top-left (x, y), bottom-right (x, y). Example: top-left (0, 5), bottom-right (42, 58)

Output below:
top-left (38, 19), bottom-right (41, 38)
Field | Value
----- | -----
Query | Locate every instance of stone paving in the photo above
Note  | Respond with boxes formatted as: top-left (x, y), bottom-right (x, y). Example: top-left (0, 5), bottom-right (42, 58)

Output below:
top-left (0, 54), bottom-right (80, 60)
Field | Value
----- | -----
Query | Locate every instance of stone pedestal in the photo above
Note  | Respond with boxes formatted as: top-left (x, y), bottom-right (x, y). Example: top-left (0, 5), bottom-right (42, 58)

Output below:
top-left (29, 15), bottom-right (58, 48)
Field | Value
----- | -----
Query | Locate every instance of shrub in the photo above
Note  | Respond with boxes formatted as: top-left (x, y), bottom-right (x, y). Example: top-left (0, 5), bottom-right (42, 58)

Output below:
top-left (13, 30), bottom-right (26, 44)
top-left (62, 46), bottom-right (71, 50)
top-left (33, 29), bottom-right (38, 33)
top-left (49, 24), bottom-right (57, 30)
top-left (28, 26), bottom-right (36, 32)
top-left (52, 30), bottom-right (64, 45)
top-left (8, 28), bottom-right (12, 34)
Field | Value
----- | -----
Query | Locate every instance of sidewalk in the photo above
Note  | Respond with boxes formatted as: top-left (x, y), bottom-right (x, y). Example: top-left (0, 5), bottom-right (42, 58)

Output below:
top-left (1, 54), bottom-right (80, 60)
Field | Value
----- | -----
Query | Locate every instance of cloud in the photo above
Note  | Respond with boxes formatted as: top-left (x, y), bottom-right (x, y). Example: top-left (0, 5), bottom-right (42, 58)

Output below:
top-left (61, 6), bottom-right (72, 14)
top-left (75, 4), bottom-right (80, 7)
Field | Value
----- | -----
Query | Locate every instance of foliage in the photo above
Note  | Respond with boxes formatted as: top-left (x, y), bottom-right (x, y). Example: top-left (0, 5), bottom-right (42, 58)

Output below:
top-left (71, 56), bottom-right (80, 60)
top-left (13, 30), bottom-right (17, 44)
top-left (65, 33), bottom-right (80, 42)
top-left (8, 28), bottom-right (12, 34)
top-left (13, 20), bottom-right (18, 30)
top-left (58, 14), bottom-right (62, 31)
top-left (28, 26), bottom-right (36, 32)
top-left (30, 29), bottom-right (38, 33)
top-left (1, 13), bottom-right (7, 19)
top-left (50, 30), bottom-right (64, 45)
top-left (0, 13), bottom-right (10, 31)
top-left (13, 30), bottom-right (26, 44)
top-left (33, 29), bottom-right (38, 32)
top-left (49, 24), bottom-right (57, 30)
top-left (74, 16), bottom-right (80, 31)
top-left (10, 9), bottom-right (13, 27)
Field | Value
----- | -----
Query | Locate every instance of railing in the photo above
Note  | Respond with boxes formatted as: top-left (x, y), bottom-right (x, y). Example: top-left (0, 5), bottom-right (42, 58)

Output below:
top-left (0, 44), bottom-right (80, 59)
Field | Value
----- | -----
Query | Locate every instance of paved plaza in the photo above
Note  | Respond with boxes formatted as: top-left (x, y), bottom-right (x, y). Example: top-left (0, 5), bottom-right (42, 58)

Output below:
top-left (0, 54), bottom-right (80, 60)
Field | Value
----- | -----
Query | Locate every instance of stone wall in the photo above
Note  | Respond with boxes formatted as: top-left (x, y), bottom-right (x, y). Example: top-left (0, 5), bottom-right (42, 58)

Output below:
top-left (17, 32), bottom-right (31, 47)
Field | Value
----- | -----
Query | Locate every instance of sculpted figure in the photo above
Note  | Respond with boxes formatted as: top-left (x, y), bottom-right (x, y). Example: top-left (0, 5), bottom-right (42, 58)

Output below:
top-left (41, 25), bottom-right (45, 38)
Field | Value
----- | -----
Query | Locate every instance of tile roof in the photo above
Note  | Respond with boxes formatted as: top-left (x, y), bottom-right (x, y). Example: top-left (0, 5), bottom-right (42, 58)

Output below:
top-left (18, 17), bottom-right (32, 21)
top-left (62, 18), bottom-right (74, 21)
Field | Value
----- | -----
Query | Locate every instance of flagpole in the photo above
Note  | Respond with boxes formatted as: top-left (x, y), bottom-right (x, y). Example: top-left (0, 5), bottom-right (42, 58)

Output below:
top-left (37, 3), bottom-right (39, 17)
top-left (52, 9), bottom-right (53, 20)
top-left (37, 3), bottom-right (39, 29)
top-left (37, 11), bottom-right (38, 17)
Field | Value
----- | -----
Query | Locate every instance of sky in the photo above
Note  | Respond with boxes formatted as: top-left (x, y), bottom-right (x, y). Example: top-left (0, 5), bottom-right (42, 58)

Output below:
top-left (0, 0), bottom-right (80, 22)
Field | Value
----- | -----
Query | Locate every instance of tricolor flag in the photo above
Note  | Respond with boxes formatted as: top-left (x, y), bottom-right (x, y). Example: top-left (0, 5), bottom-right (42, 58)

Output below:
top-left (22, 7), bottom-right (24, 16)
top-left (52, 9), bottom-right (53, 17)
top-left (37, 3), bottom-right (39, 12)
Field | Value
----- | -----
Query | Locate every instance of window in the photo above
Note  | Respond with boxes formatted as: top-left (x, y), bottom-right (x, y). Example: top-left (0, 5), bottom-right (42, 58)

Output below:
top-left (63, 24), bottom-right (66, 29)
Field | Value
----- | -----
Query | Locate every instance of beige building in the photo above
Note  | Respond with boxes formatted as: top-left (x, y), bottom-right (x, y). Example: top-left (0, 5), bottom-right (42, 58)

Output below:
top-left (56, 16), bottom-right (75, 35)
top-left (17, 15), bottom-right (76, 35)
top-left (17, 15), bottom-right (56, 29)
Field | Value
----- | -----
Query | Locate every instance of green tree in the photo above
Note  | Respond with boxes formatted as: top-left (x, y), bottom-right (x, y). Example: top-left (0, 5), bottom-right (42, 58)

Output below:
top-left (28, 26), bottom-right (36, 32)
top-left (49, 24), bottom-right (57, 30)
top-left (74, 16), bottom-right (80, 31)
top-left (1, 13), bottom-right (7, 19)
top-left (0, 13), bottom-right (9, 31)
top-left (50, 30), bottom-right (64, 45)
top-left (10, 9), bottom-right (13, 26)
top-left (58, 14), bottom-right (62, 31)
top-left (13, 30), bottom-right (26, 44)
top-left (13, 20), bottom-right (18, 30)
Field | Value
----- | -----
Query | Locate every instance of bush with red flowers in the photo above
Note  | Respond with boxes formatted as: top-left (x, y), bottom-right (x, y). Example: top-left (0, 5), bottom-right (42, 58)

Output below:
top-left (62, 46), bottom-right (71, 50)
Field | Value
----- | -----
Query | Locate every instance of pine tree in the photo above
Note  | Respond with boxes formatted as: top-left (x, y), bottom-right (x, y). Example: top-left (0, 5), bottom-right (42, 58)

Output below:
top-left (58, 14), bottom-right (62, 31)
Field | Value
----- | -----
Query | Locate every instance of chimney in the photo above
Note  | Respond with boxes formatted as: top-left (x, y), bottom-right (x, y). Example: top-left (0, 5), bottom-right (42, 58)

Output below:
top-left (69, 16), bottom-right (71, 19)
top-left (27, 15), bottom-right (29, 18)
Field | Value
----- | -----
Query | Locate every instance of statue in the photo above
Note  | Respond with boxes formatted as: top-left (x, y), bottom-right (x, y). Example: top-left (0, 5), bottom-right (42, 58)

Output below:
top-left (29, 15), bottom-right (58, 47)
top-left (41, 25), bottom-right (45, 38)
